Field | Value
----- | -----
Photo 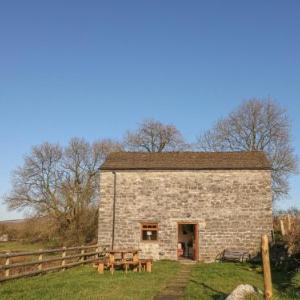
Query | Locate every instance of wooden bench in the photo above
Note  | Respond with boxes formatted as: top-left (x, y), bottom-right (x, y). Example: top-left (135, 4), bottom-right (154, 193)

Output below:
top-left (139, 259), bottom-right (153, 272)
top-left (217, 249), bottom-right (250, 262)
top-left (97, 258), bottom-right (127, 274)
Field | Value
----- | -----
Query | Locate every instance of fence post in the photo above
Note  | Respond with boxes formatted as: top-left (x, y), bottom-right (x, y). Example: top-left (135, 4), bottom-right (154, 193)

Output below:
top-left (280, 219), bottom-right (285, 236)
top-left (287, 214), bottom-right (292, 233)
top-left (5, 252), bottom-right (10, 278)
top-left (261, 234), bottom-right (272, 300)
top-left (38, 249), bottom-right (43, 271)
top-left (80, 246), bottom-right (85, 262)
top-left (62, 247), bottom-right (66, 271)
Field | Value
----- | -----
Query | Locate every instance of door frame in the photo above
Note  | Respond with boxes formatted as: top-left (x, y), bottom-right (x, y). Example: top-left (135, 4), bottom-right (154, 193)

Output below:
top-left (177, 222), bottom-right (199, 261)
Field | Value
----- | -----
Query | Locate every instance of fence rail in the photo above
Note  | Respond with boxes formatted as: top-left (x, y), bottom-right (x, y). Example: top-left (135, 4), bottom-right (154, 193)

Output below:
top-left (0, 244), bottom-right (107, 282)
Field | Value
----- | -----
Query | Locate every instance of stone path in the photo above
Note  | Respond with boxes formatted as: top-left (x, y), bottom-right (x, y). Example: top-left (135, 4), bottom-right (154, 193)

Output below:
top-left (154, 263), bottom-right (193, 300)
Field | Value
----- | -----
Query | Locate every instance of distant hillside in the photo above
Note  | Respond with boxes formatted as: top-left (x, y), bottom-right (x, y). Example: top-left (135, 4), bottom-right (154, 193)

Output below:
top-left (0, 217), bottom-right (53, 243)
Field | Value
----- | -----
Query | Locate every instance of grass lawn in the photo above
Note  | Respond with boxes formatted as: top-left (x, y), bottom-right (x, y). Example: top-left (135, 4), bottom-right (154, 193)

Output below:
top-left (0, 261), bottom-right (180, 300)
top-left (0, 261), bottom-right (299, 300)
top-left (184, 262), bottom-right (300, 300)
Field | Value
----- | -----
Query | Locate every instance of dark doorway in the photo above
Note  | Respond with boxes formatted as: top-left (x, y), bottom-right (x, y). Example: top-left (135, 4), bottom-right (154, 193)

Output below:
top-left (177, 223), bottom-right (198, 260)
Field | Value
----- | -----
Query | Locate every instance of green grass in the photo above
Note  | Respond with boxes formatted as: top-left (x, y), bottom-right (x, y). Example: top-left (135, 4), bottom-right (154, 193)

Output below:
top-left (0, 261), bottom-right (299, 300)
top-left (0, 261), bottom-right (180, 300)
top-left (184, 262), bottom-right (300, 300)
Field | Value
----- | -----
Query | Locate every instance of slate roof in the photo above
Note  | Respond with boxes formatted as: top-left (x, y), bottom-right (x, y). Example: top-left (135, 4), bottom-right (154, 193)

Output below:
top-left (100, 151), bottom-right (270, 170)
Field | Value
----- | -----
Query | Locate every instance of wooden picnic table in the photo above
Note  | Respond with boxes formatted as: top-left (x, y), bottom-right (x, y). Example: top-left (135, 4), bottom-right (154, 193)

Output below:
top-left (108, 249), bottom-right (140, 274)
top-left (97, 249), bottom-right (152, 274)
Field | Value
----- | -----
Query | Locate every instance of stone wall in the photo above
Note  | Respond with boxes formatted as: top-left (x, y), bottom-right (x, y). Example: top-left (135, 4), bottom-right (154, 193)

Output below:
top-left (98, 170), bottom-right (272, 261)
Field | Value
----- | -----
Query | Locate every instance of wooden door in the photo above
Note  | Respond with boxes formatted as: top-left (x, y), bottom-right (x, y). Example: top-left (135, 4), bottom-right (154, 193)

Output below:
top-left (193, 224), bottom-right (199, 260)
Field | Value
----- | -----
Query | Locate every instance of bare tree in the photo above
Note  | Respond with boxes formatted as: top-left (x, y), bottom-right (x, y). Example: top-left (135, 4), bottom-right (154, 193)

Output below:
top-left (4, 138), bottom-right (122, 244)
top-left (197, 98), bottom-right (298, 200)
top-left (124, 119), bottom-right (187, 152)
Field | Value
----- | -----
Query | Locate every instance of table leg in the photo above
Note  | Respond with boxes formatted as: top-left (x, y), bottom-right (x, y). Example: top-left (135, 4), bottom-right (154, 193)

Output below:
top-left (98, 262), bottom-right (104, 274)
top-left (146, 261), bottom-right (152, 273)
top-left (110, 263), bottom-right (114, 274)
top-left (109, 253), bottom-right (115, 275)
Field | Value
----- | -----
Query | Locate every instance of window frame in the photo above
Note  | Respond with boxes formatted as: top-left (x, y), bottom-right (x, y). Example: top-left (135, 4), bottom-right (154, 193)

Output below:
top-left (140, 222), bottom-right (159, 242)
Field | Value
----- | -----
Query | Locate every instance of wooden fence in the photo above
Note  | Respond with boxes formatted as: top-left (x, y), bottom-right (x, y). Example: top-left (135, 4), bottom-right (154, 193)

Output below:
top-left (0, 244), bottom-right (107, 282)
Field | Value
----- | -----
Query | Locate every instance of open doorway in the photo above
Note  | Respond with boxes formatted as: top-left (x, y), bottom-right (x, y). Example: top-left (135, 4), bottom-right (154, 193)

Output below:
top-left (177, 223), bottom-right (198, 260)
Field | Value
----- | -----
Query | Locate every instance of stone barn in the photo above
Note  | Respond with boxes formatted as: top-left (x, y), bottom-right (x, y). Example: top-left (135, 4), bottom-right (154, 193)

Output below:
top-left (98, 151), bottom-right (272, 262)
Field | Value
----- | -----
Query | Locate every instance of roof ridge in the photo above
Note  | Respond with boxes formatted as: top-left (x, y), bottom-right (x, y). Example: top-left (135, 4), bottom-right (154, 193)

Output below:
top-left (108, 151), bottom-right (266, 155)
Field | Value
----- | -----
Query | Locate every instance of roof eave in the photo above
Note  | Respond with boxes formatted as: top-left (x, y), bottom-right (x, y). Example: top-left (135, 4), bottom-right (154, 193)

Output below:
top-left (100, 167), bottom-right (271, 171)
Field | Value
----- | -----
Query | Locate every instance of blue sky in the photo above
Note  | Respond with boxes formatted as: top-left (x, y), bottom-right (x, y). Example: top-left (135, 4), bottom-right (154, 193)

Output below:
top-left (0, 0), bottom-right (299, 220)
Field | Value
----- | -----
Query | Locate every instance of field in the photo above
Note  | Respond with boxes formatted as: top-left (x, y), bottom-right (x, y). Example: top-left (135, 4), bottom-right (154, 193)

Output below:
top-left (0, 242), bottom-right (51, 252)
top-left (0, 261), bottom-right (299, 300)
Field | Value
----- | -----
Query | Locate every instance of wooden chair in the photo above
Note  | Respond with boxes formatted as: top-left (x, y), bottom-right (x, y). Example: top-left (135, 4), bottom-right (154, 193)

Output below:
top-left (109, 253), bottom-right (123, 274)
top-left (139, 259), bottom-right (153, 272)
top-left (123, 251), bottom-right (140, 273)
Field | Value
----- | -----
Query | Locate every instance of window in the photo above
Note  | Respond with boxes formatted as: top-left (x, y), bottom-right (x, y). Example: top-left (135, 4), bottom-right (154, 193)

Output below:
top-left (141, 223), bottom-right (158, 241)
